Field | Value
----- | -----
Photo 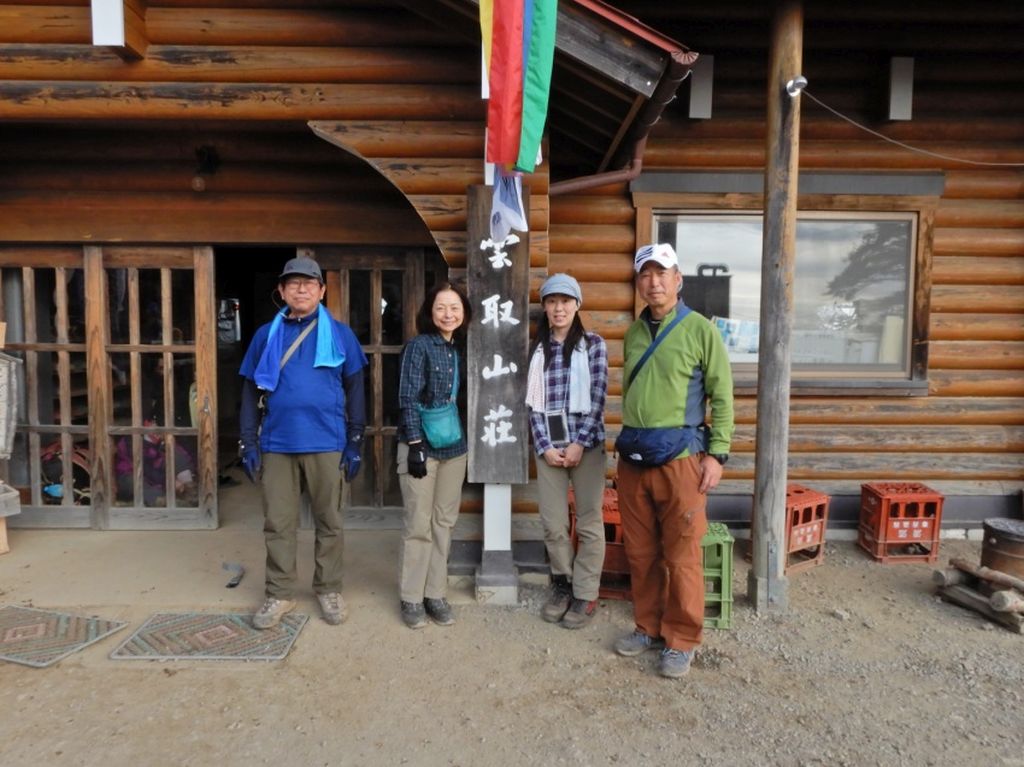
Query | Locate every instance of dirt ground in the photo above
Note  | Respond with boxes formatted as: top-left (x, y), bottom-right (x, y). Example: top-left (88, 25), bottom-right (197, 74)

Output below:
top-left (1, 485), bottom-right (1023, 767)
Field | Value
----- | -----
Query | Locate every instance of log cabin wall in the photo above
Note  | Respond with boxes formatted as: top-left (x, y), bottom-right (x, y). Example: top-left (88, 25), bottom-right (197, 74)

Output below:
top-left (0, 0), bottom-right (549, 267)
top-left (551, 3), bottom-right (1024, 526)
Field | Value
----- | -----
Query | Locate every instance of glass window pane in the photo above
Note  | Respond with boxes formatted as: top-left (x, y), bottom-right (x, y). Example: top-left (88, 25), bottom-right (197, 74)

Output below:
top-left (111, 432), bottom-right (197, 508)
top-left (171, 270), bottom-right (196, 345)
top-left (661, 212), bottom-right (913, 374)
top-left (382, 353), bottom-right (401, 427)
top-left (40, 439), bottom-right (91, 506)
top-left (138, 269), bottom-right (164, 344)
top-left (110, 352), bottom-right (133, 426)
top-left (382, 435), bottom-right (402, 507)
top-left (348, 270), bottom-right (371, 344)
top-left (107, 267), bottom-right (131, 343)
top-left (381, 270), bottom-right (404, 346)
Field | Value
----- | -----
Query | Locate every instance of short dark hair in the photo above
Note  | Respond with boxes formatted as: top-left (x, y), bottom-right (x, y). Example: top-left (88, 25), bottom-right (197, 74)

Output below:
top-left (415, 281), bottom-right (472, 338)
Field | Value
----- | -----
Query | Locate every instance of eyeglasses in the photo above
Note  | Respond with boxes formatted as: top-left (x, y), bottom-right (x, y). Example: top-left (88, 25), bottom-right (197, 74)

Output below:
top-left (283, 278), bottom-right (321, 291)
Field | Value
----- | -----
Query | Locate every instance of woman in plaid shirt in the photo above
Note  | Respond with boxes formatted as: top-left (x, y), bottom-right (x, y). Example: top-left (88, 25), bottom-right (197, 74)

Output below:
top-left (526, 274), bottom-right (609, 629)
top-left (397, 282), bottom-right (472, 630)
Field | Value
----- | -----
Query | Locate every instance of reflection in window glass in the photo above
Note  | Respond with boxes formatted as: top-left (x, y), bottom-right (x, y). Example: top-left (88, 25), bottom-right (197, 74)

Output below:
top-left (111, 433), bottom-right (198, 508)
top-left (381, 270), bottom-right (404, 346)
top-left (660, 213), bottom-right (913, 373)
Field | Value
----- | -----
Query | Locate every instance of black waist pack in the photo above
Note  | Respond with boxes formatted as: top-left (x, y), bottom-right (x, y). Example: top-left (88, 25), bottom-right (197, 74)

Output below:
top-left (615, 425), bottom-right (697, 468)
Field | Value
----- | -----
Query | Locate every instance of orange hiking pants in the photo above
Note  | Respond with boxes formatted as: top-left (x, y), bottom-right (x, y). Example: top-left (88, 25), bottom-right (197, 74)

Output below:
top-left (616, 454), bottom-right (708, 651)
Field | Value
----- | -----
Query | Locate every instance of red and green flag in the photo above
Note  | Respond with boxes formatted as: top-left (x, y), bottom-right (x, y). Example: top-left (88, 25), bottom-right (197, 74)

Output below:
top-left (481, 0), bottom-right (557, 173)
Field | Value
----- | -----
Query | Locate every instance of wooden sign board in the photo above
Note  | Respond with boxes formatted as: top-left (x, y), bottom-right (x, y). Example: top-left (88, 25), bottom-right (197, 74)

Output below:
top-left (466, 184), bottom-right (529, 485)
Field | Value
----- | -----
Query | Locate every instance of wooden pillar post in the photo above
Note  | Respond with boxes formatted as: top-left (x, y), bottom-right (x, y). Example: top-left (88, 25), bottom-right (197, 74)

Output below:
top-left (748, 0), bottom-right (803, 612)
top-left (84, 246), bottom-right (111, 527)
top-left (466, 185), bottom-right (530, 605)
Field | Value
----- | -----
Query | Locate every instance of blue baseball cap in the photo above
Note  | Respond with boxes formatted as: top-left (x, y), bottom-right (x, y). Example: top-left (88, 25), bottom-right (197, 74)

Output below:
top-left (539, 273), bottom-right (583, 306)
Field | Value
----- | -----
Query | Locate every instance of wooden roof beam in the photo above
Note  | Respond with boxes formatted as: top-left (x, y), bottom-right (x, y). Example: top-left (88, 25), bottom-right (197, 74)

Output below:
top-left (92, 0), bottom-right (148, 61)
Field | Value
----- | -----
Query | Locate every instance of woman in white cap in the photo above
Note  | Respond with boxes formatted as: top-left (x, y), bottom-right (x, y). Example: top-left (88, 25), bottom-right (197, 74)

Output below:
top-left (525, 273), bottom-right (609, 629)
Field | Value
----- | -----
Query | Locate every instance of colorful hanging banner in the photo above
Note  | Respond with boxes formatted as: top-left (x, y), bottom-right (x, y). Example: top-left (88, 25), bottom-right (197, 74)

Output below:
top-left (482, 0), bottom-right (557, 173)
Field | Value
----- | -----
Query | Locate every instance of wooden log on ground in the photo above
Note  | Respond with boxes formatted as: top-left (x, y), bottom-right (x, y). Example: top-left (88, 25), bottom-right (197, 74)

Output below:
top-left (949, 557), bottom-right (1024, 594)
top-left (989, 590), bottom-right (1024, 614)
top-left (932, 567), bottom-right (969, 587)
top-left (937, 584), bottom-right (1024, 633)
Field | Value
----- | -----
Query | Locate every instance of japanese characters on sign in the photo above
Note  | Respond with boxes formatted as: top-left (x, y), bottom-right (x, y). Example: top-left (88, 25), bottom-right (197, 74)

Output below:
top-left (467, 186), bottom-right (529, 484)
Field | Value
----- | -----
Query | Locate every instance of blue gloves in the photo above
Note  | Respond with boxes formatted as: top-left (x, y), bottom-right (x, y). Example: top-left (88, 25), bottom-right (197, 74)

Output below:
top-left (407, 441), bottom-right (428, 479)
top-left (341, 433), bottom-right (363, 482)
top-left (239, 441), bottom-right (261, 483)
top-left (341, 442), bottom-right (361, 482)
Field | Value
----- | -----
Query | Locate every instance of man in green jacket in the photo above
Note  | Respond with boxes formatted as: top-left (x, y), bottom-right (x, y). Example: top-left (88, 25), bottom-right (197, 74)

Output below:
top-left (613, 242), bottom-right (734, 678)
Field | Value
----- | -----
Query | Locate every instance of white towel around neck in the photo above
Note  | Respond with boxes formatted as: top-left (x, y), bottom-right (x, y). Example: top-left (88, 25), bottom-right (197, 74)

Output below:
top-left (524, 338), bottom-right (591, 414)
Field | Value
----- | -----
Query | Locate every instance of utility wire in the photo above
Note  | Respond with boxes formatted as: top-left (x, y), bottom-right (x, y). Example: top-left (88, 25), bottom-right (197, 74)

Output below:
top-left (802, 89), bottom-right (1024, 168)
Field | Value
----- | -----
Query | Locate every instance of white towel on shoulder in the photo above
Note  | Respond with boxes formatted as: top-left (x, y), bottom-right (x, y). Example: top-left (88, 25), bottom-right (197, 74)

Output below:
top-left (524, 339), bottom-right (592, 414)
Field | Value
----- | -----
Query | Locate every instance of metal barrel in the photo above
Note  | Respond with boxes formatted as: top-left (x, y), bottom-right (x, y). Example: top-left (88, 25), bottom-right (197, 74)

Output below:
top-left (981, 517), bottom-right (1024, 579)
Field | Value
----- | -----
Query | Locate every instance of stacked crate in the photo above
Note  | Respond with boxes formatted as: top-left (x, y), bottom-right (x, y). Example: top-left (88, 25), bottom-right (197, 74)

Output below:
top-left (568, 490), bottom-right (735, 627)
top-left (784, 483), bottom-right (830, 574)
top-left (702, 522), bottom-right (734, 629)
top-left (858, 482), bottom-right (944, 563)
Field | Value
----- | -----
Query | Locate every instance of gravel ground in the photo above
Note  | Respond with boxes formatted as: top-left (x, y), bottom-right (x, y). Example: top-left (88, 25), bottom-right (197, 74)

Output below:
top-left (2, 537), bottom-right (1022, 767)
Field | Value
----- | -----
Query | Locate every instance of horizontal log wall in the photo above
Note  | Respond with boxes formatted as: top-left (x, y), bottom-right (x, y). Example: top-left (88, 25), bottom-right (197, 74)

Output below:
top-left (0, 2), bottom-right (551, 268)
top-left (549, 7), bottom-right (1024, 505)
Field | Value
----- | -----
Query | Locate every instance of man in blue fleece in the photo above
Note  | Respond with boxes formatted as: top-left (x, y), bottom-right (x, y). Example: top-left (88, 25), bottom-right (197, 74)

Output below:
top-left (239, 257), bottom-right (367, 629)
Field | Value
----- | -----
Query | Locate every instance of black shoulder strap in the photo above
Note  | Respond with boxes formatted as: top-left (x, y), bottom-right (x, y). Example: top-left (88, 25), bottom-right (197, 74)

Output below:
top-left (627, 306), bottom-right (692, 387)
top-left (280, 318), bottom-right (317, 370)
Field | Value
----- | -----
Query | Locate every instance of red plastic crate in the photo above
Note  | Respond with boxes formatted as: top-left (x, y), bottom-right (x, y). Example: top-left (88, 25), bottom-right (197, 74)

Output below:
top-left (858, 482), bottom-right (944, 563)
top-left (785, 483), bottom-right (830, 574)
top-left (569, 487), bottom-right (631, 599)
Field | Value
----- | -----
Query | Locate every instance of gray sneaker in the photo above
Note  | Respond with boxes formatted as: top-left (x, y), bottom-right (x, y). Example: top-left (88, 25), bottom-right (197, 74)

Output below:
top-left (541, 575), bottom-right (572, 623)
top-left (613, 629), bottom-right (665, 657)
top-left (401, 600), bottom-right (428, 629)
top-left (317, 592), bottom-right (348, 625)
top-left (424, 597), bottom-right (456, 626)
top-left (658, 648), bottom-right (693, 678)
top-left (253, 597), bottom-right (296, 630)
top-left (560, 598), bottom-right (596, 630)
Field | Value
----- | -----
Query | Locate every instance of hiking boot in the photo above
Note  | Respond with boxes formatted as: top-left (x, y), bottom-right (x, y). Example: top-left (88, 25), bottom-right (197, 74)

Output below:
top-left (560, 598), bottom-right (597, 629)
top-left (613, 629), bottom-right (665, 657)
top-left (424, 597), bottom-right (456, 626)
top-left (253, 597), bottom-right (296, 630)
top-left (401, 600), bottom-right (428, 629)
top-left (658, 648), bottom-right (694, 679)
top-left (316, 592), bottom-right (348, 625)
top-left (541, 575), bottom-right (573, 623)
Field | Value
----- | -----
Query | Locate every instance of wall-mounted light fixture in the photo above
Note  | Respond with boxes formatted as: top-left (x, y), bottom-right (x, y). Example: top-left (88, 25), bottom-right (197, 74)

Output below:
top-left (191, 145), bottom-right (220, 192)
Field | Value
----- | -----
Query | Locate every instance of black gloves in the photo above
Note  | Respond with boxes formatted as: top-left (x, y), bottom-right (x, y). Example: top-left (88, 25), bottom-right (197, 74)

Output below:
top-left (407, 441), bottom-right (428, 479)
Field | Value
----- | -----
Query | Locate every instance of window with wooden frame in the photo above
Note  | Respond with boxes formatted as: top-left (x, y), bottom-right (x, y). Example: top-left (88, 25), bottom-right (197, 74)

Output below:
top-left (632, 172), bottom-right (943, 395)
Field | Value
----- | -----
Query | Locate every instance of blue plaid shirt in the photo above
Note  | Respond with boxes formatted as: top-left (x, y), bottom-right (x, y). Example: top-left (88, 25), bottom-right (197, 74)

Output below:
top-left (398, 333), bottom-right (467, 459)
top-left (528, 331), bottom-right (608, 455)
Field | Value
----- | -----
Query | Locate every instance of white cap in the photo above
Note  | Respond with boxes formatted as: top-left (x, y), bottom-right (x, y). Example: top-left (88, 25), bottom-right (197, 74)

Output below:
top-left (634, 243), bottom-right (678, 272)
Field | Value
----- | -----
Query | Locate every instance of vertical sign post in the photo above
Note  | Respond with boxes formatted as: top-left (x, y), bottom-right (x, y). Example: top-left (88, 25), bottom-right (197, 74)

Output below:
top-left (467, 185), bottom-right (529, 604)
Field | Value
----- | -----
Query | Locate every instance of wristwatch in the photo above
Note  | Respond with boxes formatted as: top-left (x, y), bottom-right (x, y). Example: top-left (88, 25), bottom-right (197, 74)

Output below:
top-left (709, 453), bottom-right (729, 466)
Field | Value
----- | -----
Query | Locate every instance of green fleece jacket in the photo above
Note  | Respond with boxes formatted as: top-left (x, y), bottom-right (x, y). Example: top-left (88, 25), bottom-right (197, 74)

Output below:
top-left (622, 303), bottom-right (735, 457)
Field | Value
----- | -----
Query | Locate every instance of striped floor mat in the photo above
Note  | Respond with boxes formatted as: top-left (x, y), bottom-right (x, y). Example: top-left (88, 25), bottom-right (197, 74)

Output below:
top-left (109, 612), bottom-right (307, 661)
top-left (0, 605), bottom-right (127, 668)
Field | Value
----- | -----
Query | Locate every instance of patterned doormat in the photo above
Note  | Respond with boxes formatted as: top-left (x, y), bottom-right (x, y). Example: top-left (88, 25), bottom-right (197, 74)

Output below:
top-left (0, 605), bottom-right (127, 668)
top-left (109, 612), bottom-right (307, 661)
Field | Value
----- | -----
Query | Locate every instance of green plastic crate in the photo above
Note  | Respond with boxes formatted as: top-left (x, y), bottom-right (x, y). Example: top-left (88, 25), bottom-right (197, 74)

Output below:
top-left (702, 523), bottom-right (734, 629)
